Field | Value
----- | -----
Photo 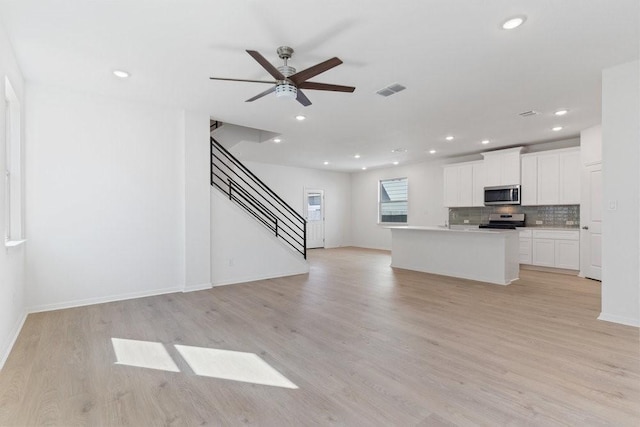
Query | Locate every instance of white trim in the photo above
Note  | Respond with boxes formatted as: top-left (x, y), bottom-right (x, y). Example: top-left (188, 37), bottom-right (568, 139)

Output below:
top-left (598, 312), bottom-right (640, 328)
top-left (212, 268), bottom-right (309, 288)
top-left (0, 311), bottom-right (27, 369)
top-left (4, 239), bottom-right (26, 248)
top-left (27, 285), bottom-right (183, 314)
top-left (183, 282), bottom-right (212, 293)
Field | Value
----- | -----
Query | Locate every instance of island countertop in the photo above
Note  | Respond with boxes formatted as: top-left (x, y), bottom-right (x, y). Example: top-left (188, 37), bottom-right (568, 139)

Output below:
top-left (386, 225), bottom-right (518, 234)
top-left (388, 225), bottom-right (519, 285)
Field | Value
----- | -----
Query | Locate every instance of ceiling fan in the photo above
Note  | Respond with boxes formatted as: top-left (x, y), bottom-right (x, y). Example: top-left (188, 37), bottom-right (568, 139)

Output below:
top-left (209, 46), bottom-right (355, 107)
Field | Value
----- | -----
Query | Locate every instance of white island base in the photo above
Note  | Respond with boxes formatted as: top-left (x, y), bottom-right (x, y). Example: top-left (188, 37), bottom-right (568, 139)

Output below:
top-left (389, 226), bottom-right (519, 285)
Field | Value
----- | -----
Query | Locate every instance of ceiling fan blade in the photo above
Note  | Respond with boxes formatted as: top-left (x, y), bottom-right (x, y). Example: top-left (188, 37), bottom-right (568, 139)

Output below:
top-left (289, 57), bottom-right (343, 85)
top-left (245, 86), bottom-right (276, 102)
top-left (296, 89), bottom-right (312, 107)
top-left (210, 77), bottom-right (275, 84)
top-left (246, 50), bottom-right (285, 80)
top-left (298, 82), bottom-right (355, 93)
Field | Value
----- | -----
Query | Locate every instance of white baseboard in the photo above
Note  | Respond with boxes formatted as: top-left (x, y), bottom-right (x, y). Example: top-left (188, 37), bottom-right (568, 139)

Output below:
top-left (212, 268), bottom-right (309, 288)
top-left (0, 311), bottom-right (28, 370)
top-left (183, 282), bottom-right (212, 292)
top-left (27, 285), bottom-right (183, 314)
top-left (598, 312), bottom-right (640, 327)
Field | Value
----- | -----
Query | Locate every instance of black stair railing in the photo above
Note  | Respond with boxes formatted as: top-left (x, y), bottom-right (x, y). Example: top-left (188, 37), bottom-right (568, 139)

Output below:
top-left (210, 136), bottom-right (307, 259)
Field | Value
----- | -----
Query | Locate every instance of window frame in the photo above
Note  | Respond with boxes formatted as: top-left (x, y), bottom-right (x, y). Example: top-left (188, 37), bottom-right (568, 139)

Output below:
top-left (378, 177), bottom-right (408, 225)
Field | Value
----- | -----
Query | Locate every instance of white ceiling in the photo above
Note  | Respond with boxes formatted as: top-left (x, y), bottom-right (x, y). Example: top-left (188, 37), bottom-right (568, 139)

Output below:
top-left (1, 1), bottom-right (638, 171)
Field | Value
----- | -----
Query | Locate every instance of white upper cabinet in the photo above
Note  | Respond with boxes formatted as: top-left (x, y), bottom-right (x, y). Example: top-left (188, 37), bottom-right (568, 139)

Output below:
top-left (537, 153), bottom-right (560, 204)
top-left (520, 147), bottom-right (580, 206)
top-left (443, 165), bottom-right (459, 207)
top-left (520, 155), bottom-right (537, 206)
top-left (559, 150), bottom-right (581, 204)
top-left (482, 147), bottom-right (523, 186)
top-left (471, 162), bottom-right (485, 207)
top-left (443, 161), bottom-right (482, 207)
top-left (445, 146), bottom-right (580, 208)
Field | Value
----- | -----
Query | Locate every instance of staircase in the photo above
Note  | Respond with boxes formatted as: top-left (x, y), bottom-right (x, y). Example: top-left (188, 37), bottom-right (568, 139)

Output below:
top-left (210, 135), bottom-right (307, 259)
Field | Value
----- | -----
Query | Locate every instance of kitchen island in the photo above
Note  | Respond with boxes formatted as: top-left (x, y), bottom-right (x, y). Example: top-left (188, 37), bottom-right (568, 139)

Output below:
top-left (388, 226), bottom-right (519, 285)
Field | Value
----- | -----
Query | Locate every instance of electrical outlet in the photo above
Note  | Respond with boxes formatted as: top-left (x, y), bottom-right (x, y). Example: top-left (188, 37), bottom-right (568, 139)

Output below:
top-left (228, 258), bottom-right (234, 267)
top-left (566, 220), bottom-right (574, 225)
top-left (464, 219), bottom-right (470, 224)
top-left (535, 220), bottom-right (543, 225)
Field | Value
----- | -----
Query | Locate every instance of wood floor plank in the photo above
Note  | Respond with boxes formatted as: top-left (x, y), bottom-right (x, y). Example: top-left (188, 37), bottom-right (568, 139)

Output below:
top-left (0, 247), bottom-right (638, 426)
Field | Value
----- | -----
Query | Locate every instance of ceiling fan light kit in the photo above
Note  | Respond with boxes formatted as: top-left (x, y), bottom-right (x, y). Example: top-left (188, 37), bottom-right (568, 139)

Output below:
top-left (275, 83), bottom-right (297, 100)
top-left (210, 46), bottom-right (355, 107)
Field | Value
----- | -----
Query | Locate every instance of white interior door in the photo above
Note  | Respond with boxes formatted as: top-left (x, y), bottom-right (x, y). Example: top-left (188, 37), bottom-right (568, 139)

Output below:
top-left (581, 163), bottom-right (602, 280)
top-left (304, 189), bottom-right (325, 249)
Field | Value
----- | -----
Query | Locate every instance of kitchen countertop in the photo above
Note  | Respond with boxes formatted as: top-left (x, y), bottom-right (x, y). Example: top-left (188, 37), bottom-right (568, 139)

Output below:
top-left (516, 227), bottom-right (580, 231)
top-left (386, 225), bottom-right (517, 234)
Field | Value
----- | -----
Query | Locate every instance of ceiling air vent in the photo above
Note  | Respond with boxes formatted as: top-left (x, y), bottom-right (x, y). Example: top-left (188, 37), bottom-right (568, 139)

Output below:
top-left (376, 83), bottom-right (406, 97)
top-left (518, 110), bottom-right (539, 117)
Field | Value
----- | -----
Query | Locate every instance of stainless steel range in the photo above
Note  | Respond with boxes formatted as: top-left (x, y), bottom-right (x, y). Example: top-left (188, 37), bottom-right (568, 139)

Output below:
top-left (478, 213), bottom-right (525, 230)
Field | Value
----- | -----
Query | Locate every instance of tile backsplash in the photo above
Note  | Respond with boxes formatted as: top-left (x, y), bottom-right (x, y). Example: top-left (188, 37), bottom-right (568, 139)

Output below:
top-left (449, 205), bottom-right (580, 228)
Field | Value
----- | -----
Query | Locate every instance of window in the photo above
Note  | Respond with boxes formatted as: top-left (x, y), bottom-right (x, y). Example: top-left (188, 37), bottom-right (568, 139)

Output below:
top-left (379, 178), bottom-right (408, 223)
top-left (5, 76), bottom-right (23, 243)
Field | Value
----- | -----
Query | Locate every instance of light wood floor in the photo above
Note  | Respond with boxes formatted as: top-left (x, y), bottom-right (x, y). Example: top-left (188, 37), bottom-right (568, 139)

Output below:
top-left (1, 247), bottom-right (639, 426)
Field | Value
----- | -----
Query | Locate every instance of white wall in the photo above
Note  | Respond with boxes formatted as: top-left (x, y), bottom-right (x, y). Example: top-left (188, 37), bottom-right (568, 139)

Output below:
top-left (184, 110), bottom-right (211, 291)
top-left (210, 189), bottom-right (308, 285)
top-left (0, 23), bottom-right (27, 367)
top-left (25, 85), bottom-right (187, 311)
top-left (600, 60), bottom-right (640, 327)
top-left (242, 161), bottom-right (352, 248)
top-left (350, 161), bottom-right (448, 250)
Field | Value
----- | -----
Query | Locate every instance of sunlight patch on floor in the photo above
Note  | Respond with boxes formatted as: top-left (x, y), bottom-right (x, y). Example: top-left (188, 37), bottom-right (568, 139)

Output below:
top-left (175, 345), bottom-right (298, 389)
top-left (111, 338), bottom-right (180, 372)
top-left (110, 338), bottom-right (298, 389)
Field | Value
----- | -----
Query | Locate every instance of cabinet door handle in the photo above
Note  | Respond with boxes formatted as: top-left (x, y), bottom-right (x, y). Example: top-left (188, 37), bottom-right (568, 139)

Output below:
top-left (582, 226), bottom-right (589, 230)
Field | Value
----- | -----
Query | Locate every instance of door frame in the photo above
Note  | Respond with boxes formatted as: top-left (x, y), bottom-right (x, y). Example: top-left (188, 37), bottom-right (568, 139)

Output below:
top-left (303, 188), bottom-right (325, 249)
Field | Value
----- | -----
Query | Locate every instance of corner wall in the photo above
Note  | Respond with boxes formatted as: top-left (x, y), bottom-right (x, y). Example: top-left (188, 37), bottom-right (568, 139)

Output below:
top-left (0, 22), bottom-right (26, 368)
top-left (600, 60), bottom-right (640, 327)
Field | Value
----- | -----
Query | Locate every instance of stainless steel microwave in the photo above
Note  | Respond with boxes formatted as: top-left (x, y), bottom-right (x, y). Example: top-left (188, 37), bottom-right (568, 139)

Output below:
top-left (484, 184), bottom-right (521, 206)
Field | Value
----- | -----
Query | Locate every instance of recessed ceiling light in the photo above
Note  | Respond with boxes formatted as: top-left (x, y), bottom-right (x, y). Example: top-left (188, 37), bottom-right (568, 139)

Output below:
top-left (323, 161), bottom-right (329, 165)
top-left (429, 150), bottom-right (436, 154)
top-left (295, 115), bottom-right (306, 121)
top-left (391, 148), bottom-right (407, 153)
top-left (272, 138), bottom-right (282, 143)
top-left (446, 136), bottom-right (454, 141)
top-left (113, 70), bottom-right (130, 79)
top-left (552, 126), bottom-right (563, 131)
top-left (354, 154), bottom-right (361, 159)
top-left (554, 109), bottom-right (568, 116)
top-left (362, 167), bottom-right (367, 170)
top-left (393, 161), bottom-right (399, 165)
top-left (481, 140), bottom-right (490, 145)
top-left (502, 16), bottom-right (526, 30)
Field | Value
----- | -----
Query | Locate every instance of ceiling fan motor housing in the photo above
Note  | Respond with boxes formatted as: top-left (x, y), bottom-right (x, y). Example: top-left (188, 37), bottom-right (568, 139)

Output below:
top-left (277, 65), bottom-right (296, 77)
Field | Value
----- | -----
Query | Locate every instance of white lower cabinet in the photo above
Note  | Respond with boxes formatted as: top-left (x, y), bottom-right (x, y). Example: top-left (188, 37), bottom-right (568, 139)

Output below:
top-left (532, 238), bottom-right (556, 267)
top-left (518, 229), bottom-right (532, 264)
top-left (531, 229), bottom-right (580, 270)
top-left (555, 239), bottom-right (580, 269)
